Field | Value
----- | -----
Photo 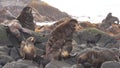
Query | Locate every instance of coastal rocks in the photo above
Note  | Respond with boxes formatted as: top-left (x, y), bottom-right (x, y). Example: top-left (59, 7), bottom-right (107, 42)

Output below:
top-left (0, 24), bottom-right (48, 67)
top-left (74, 28), bottom-right (120, 48)
top-left (0, 55), bottom-right (14, 66)
top-left (0, 25), bottom-right (11, 46)
top-left (0, 46), bottom-right (9, 55)
top-left (3, 60), bottom-right (40, 68)
top-left (9, 47), bottom-right (21, 60)
top-left (29, 0), bottom-right (70, 21)
top-left (101, 61), bottom-right (120, 68)
top-left (45, 60), bottom-right (71, 68)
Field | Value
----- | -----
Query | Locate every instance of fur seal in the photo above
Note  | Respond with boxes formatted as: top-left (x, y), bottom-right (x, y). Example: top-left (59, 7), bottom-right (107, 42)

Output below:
top-left (17, 6), bottom-right (35, 30)
top-left (20, 36), bottom-right (36, 60)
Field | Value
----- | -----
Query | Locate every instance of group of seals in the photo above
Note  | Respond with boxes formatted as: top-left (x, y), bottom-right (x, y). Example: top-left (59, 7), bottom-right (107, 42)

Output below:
top-left (4, 6), bottom-right (36, 60)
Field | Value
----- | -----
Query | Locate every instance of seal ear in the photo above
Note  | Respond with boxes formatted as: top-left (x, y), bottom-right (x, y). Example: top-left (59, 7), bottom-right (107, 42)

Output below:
top-left (30, 37), bottom-right (35, 43)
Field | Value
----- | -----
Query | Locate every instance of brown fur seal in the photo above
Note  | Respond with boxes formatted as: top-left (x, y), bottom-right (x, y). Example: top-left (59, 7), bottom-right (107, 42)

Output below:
top-left (6, 20), bottom-right (33, 42)
top-left (17, 6), bottom-right (35, 30)
top-left (20, 36), bottom-right (36, 60)
top-left (78, 48), bottom-right (119, 68)
top-left (45, 18), bottom-right (79, 60)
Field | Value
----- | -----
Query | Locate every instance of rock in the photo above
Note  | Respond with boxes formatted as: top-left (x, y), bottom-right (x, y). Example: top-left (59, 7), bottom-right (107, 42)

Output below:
top-left (0, 52), bottom-right (7, 55)
top-left (28, 0), bottom-right (70, 21)
top-left (3, 59), bottom-right (40, 68)
top-left (0, 55), bottom-right (14, 66)
top-left (101, 61), bottom-right (120, 68)
top-left (63, 56), bottom-right (77, 65)
top-left (0, 46), bottom-right (9, 55)
top-left (34, 32), bottom-right (49, 50)
top-left (74, 28), bottom-right (120, 48)
top-left (74, 28), bottom-right (103, 45)
top-left (35, 47), bottom-right (45, 56)
top-left (0, 7), bottom-right (15, 23)
top-left (0, 65), bottom-right (2, 68)
top-left (0, 25), bottom-right (11, 46)
top-left (9, 47), bottom-right (21, 60)
top-left (45, 60), bottom-right (71, 68)
top-left (0, 0), bottom-right (70, 22)
top-left (71, 64), bottom-right (84, 68)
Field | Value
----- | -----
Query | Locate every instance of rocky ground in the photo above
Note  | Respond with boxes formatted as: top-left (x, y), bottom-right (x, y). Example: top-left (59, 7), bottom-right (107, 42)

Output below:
top-left (0, 0), bottom-right (120, 68)
top-left (0, 18), bottom-right (120, 68)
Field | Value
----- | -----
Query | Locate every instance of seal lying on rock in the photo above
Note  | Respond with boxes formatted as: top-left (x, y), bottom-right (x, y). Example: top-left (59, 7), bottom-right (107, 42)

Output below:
top-left (20, 36), bottom-right (36, 60)
top-left (5, 20), bottom-right (33, 44)
top-left (77, 48), bottom-right (120, 68)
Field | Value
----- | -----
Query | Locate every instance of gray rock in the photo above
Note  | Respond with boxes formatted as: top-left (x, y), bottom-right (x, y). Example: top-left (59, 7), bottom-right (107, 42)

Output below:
top-left (3, 59), bottom-right (40, 68)
top-left (0, 55), bottom-right (14, 66)
top-left (0, 52), bottom-right (7, 55)
top-left (101, 61), bottom-right (120, 68)
top-left (0, 65), bottom-right (2, 68)
top-left (45, 60), bottom-right (71, 68)
top-left (71, 64), bottom-right (84, 68)
top-left (74, 28), bottom-right (120, 48)
top-left (0, 46), bottom-right (9, 55)
top-left (0, 25), bottom-right (11, 46)
top-left (9, 47), bottom-right (21, 60)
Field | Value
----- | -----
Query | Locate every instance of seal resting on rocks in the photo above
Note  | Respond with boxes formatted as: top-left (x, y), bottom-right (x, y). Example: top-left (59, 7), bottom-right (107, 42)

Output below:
top-left (77, 48), bottom-right (120, 68)
top-left (20, 36), bottom-right (36, 60)
top-left (5, 19), bottom-right (33, 44)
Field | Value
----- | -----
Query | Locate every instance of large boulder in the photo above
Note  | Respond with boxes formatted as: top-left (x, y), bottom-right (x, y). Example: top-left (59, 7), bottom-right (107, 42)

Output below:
top-left (3, 59), bottom-right (40, 68)
top-left (0, 65), bottom-right (2, 68)
top-left (0, 46), bottom-right (10, 55)
top-left (45, 60), bottom-right (71, 68)
top-left (9, 47), bottom-right (21, 60)
top-left (71, 28), bottom-right (120, 56)
top-left (0, 55), bottom-right (14, 66)
top-left (101, 61), bottom-right (120, 68)
top-left (29, 0), bottom-right (70, 21)
top-left (74, 28), bottom-right (120, 48)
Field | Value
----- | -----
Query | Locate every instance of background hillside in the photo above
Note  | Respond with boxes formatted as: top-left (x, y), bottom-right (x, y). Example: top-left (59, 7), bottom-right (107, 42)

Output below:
top-left (0, 0), bottom-right (70, 22)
